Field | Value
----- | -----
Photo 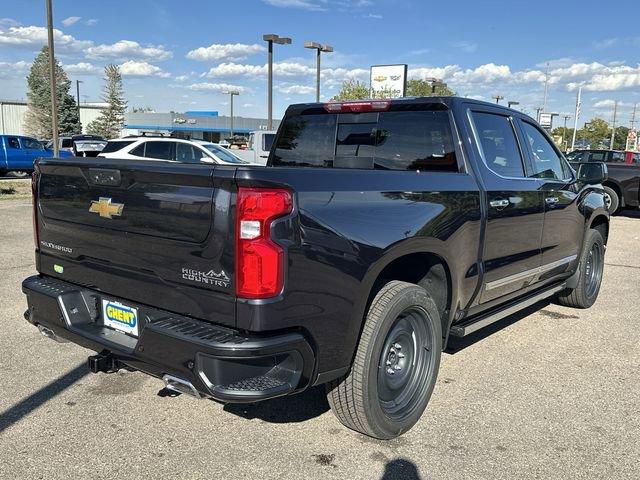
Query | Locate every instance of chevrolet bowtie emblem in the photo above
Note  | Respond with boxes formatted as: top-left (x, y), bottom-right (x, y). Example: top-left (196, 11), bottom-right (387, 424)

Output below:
top-left (89, 197), bottom-right (124, 219)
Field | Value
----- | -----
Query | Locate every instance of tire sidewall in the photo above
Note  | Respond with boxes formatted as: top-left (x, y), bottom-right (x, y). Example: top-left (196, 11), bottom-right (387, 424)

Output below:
top-left (577, 229), bottom-right (605, 308)
top-left (603, 186), bottom-right (619, 214)
top-left (363, 285), bottom-right (442, 439)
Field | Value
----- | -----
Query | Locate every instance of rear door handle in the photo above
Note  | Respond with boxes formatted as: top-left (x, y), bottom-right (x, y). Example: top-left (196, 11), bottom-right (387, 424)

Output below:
top-left (489, 199), bottom-right (510, 209)
top-left (545, 196), bottom-right (559, 204)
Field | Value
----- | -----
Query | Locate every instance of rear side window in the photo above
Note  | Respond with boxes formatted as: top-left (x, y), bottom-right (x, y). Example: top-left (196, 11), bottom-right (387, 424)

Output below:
top-left (272, 109), bottom-right (458, 171)
top-left (471, 112), bottom-right (524, 177)
top-left (588, 152), bottom-right (606, 161)
top-left (61, 138), bottom-right (73, 148)
top-left (143, 141), bottom-right (173, 160)
top-left (23, 137), bottom-right (44, 150)
top-left (101, 140), bottom-right (135, 154)
top-left (7, 137), bottom-right (20, 149)
top-left (609, 151), bottom-right (625, 163)
top-left (175, 142), bottom-right (198, 163)
top-left (262, 133), bottom-right (275, 152)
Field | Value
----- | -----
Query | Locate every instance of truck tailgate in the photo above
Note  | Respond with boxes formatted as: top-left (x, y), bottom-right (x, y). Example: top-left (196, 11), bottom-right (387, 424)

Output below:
top-left (35, 157), bottom-right (237, 327)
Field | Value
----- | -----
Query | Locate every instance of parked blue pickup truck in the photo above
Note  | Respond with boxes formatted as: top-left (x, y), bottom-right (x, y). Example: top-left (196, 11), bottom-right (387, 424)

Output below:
top-left (0, 135), bottom-right (72, 176)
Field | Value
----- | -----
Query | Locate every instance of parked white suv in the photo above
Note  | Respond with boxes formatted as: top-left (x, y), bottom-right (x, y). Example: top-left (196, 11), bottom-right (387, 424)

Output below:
top-left (98, 137), bottom-right (251, 165)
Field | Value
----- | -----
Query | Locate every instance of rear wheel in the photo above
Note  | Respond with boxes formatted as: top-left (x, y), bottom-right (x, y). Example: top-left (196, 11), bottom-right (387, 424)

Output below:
top-left (602, 186), bottom-right (620, 214)
top-left (326, 281), bottom-right (442, 439)
top-left (556, 229), bottom-right (605, 309)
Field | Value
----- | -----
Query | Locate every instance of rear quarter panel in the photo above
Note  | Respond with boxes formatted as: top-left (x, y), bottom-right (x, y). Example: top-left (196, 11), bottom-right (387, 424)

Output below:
top-left (234, 167), bottom-right (482, 375)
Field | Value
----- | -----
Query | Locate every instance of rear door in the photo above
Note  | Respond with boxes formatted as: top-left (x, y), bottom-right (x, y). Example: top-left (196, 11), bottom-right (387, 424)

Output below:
top-left (36, 157), bottom-right (237, 326)
top-left (468, 108), bottom-right (545, 304)
top-left (516, 119), bottom-right (582, 283)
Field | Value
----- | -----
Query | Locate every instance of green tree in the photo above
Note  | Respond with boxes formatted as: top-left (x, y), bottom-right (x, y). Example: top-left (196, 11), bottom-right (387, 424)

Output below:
top-left (331, 80), bottom-right (370, 101)
top-left (551, 126), bottom-right (575, 150)
top-left (406, 79), bottom-right (455, 97)
top-left (613, 126), bottom-right (629, 150)
top-left (87, 64), bottom-right (127, 139)
top-left (577, 118), bottom-right (610, 149)
top-left (24, 46), bottom-right (81, 138)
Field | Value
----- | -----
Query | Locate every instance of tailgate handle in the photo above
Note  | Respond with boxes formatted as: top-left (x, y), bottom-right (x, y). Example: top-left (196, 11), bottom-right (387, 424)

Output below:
top-left (88, 168), bottom-right (122, 187)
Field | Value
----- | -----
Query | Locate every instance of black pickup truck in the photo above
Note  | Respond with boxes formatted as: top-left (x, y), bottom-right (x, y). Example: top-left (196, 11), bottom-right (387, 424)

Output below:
top-left (566, 149), bottom-right (640, 213)
top-left (23, 97), bottom-right (609, 439)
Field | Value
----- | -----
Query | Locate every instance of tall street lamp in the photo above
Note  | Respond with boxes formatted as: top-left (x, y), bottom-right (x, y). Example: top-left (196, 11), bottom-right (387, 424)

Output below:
top-left (304, 41), bottom-right (333, 102)
top-left (263, 34), bottom-right (292, 130)
top-left (76, 79), bottom-right (83, 119)
top-left (46, 0), bottom-right (59, 156)
top-left (492, 95), bottom-right (504, 104)
top-left (508, 100), bottom-right (519, 109)
top-left (224, 90), bottom-right (240, 139)
top-left (562, 114), bottom-right (572, 151)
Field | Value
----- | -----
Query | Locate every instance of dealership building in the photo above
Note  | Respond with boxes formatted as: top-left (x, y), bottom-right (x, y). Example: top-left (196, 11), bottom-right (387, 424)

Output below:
top-left (0, 100), bottom-right (276, 141)
top-left (123, 111), bottom-right (278, 142)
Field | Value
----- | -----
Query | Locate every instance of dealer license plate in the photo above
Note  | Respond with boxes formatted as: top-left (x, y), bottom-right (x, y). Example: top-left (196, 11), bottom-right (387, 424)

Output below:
top-left (102, 299), bottom-right (139, 337)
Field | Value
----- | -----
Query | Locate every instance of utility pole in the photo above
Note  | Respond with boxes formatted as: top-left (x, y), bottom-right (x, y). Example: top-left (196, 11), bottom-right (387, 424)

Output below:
top-left (542, 61), bottom-right (550, 113)
top-left (76, 79), bottom-right (82, 119)
top-left (535, 107), bottom-right (543, 122)
top-left (492, 95), bottom-right (504, 104)
top-left (628, 103), bottom-right (638, 151)
top-left (224, 90), bottom-right (239, 139)
top-left (304, 41), bottom-right (333, 103)
top-left (46, 0), bottom-right (59, 156)
top-left (571, 87), bottom-right (582, 151)
top-left (263, 34), bottom-right (292, 131)
top-left (562, 114), bottom-right (571, 151)
top-left (609, 100), bottom-right (618, 150)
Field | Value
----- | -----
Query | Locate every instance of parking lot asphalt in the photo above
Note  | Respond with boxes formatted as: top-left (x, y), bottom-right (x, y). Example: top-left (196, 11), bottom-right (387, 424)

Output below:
top-left (0, 199), bottom-right (638, 480)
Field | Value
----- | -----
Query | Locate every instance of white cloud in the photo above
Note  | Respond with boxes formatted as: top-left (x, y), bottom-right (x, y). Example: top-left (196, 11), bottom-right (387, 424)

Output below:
top-left (186, 82), bottom-right (246, 93)
top-left (592, 99), bottom-right (632, 109)
top-left (363, 13), bottom-right (383, 19)
top-left (86, 40), bottom-right (172, 61)
top-left (0, 18), bottom-right (20, 28)
top-left (186, 43), bottom-right (265, 62)
top-left (276, 84), bottom-right (316, 94)
top-left (174, 74), bottom-right (190, 82)
top-left (61, 16), bottom-right (81, 27)
top-left (64, 62), bottom-right (101, 75)
top-left (85, 19), bottom-right (98, 26)
top-left (119, 60), bottom-right (170, 78)
top-left (0, 60), bottom-right (30, 78)
top-left (0, 25), bottom-right (92, 52)
top-left (262, 0), bottom-right (327, 11)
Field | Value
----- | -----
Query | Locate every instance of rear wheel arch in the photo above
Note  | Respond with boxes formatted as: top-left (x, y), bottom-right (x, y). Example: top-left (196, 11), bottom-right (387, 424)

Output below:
top-left (589, 214), bottom-right (609, 244)
top-left (358, 250), bottom-right (454, 351)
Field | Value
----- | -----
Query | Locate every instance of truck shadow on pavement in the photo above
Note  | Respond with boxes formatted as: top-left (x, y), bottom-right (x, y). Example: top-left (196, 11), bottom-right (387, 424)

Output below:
top-left (0, 362), bottom-right (88, 434)
top-left (223, 385), bottom-right (330, 423)
top-left (380, 459), bottom-right (422, 479)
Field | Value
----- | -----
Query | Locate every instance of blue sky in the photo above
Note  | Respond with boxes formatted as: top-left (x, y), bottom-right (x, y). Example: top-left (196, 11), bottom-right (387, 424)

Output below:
top-left (1, 0), bottom-right (639, 127)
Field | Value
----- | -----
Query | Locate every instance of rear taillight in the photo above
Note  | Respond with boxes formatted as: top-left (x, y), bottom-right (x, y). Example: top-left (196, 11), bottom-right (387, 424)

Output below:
top-left (323, 100), bottom-right (391, 113)
top-left (236, 187), bottom-right (293, 299)
top-left (31, 171), bottom-right (39, 249)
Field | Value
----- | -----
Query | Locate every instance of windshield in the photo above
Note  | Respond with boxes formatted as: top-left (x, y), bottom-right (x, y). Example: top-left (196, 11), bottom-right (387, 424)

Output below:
top-left (202, 144), bottom-right (247, 164)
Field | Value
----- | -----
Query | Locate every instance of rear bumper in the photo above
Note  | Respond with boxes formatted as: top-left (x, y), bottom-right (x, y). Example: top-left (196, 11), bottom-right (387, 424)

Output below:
top-left (22, 275), bottom-right (315, 403)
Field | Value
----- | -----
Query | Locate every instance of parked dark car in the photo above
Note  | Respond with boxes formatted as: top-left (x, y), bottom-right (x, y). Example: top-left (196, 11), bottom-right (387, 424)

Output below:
top-left (566, 149), bottom-right (640, 212)
top-left (23, 97), bottom-right (609, 439)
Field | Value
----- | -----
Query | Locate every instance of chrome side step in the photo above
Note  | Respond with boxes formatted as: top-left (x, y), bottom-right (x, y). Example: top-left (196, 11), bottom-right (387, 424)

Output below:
top-left (450, 283), bottom-right (566, 337)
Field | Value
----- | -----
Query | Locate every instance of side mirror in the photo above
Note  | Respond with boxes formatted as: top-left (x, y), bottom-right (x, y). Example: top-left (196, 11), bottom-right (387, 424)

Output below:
top-left (200, 156), bottom-right (215, 164)
top-left (577, 162), bottom-right (608, 184)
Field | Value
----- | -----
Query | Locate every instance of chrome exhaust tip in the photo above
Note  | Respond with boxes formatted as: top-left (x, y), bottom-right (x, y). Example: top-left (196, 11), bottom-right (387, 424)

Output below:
top-left (162, 374), bottom-right (201, 399)
top-left (37, 325), bottom-right (69, 343)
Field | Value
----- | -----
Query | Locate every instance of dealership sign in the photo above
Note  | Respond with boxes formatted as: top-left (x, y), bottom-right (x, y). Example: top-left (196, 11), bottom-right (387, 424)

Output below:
top-left (370, 64), bottom-right (407, 98)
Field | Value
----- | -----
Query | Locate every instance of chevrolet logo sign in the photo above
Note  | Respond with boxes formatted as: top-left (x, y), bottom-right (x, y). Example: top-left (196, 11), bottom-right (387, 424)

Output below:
top-left (89, 197), bottom-right (124, 219)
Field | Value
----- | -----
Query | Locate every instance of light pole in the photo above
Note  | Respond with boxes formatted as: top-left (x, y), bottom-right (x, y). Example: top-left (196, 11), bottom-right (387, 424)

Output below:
top-left (304, 41), bottom-right (333, 103)
top-left (423, 77), bottom-right (445, 95)
top-left (263, 34), bottom-right (292, 130)
top-left (224, 90), bottom-right (239, 139)
top-left (535, 107), bottom-right (543, 122)
top-left (492, 95), bottom-right (504, 104)
top-left (609, 100), bottom-right (618, 150)
top-left (46, 0), bottom-right (59, 156)
top-left (562, 114), bottom-right (572, 151)
top-left (508, 100), bottom-right (519, 109)
top-left (76, 79), bottom-right (83, 118)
